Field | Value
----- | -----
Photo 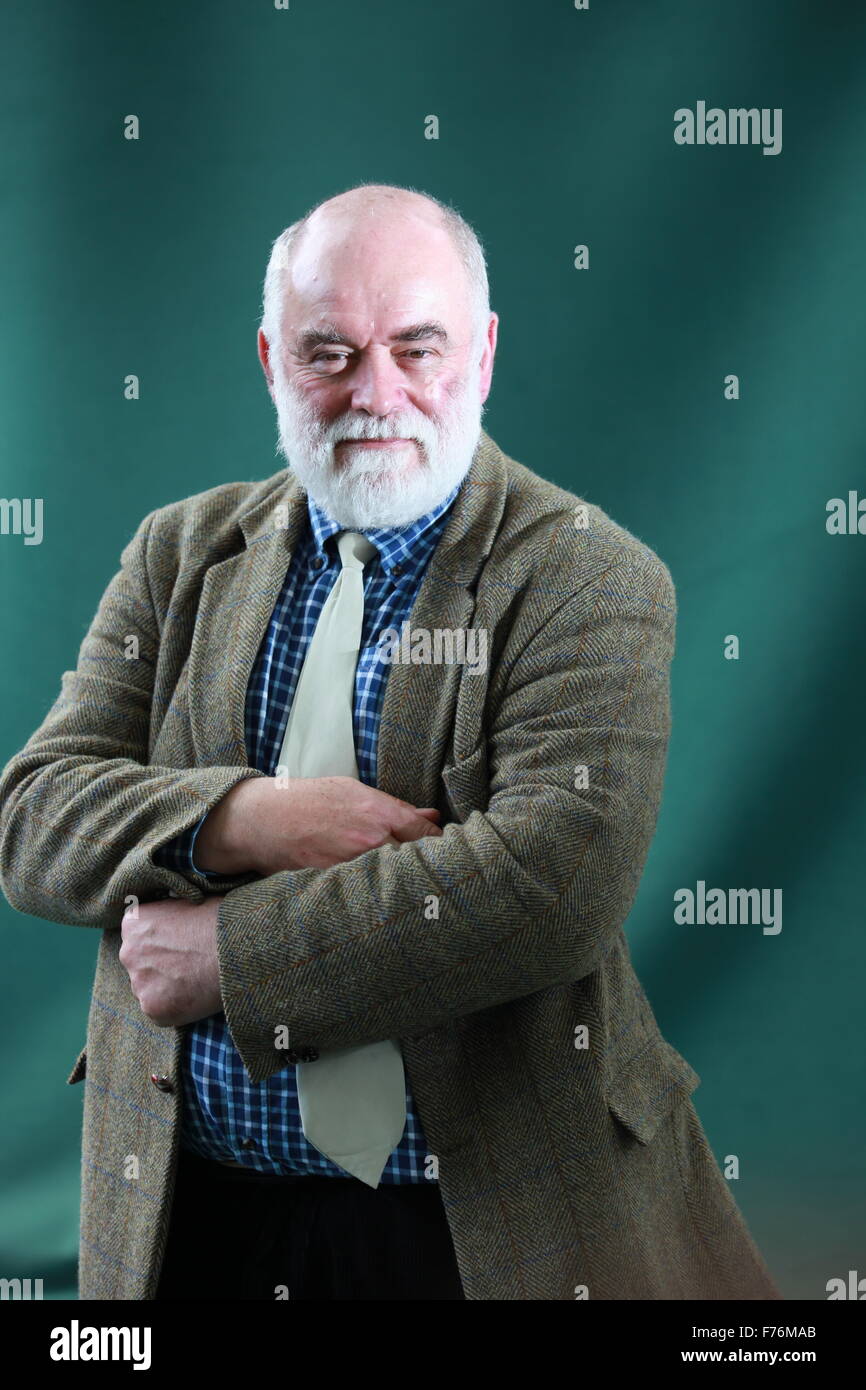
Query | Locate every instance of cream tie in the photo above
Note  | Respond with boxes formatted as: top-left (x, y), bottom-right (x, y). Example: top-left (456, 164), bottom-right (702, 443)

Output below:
top-left (276, 530), bottom-right (407, 1187)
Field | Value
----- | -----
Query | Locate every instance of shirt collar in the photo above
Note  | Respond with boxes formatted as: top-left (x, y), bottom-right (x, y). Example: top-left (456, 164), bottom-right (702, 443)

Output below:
top-left (305, 481), bottom-right (462, 582)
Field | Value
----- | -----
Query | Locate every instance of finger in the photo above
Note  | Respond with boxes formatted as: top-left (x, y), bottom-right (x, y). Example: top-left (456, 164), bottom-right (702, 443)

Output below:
top-left (389, 817), bottom-right (443, 842)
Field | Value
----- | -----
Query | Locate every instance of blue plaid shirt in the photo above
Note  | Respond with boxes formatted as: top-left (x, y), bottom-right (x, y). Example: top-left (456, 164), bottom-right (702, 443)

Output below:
top-left (153, 479), bottom-right (461, 1182)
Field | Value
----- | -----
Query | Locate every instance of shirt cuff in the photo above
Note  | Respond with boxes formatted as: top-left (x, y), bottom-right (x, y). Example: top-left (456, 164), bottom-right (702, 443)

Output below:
top-left (152, 813), bottom-right (226, 881)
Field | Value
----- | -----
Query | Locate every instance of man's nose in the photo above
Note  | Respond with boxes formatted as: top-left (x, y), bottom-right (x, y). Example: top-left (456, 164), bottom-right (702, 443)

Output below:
top-left (348, 347), bottom-right (408, 417)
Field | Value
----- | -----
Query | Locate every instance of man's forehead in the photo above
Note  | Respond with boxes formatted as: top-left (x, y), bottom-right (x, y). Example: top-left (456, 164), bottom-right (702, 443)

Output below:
top-left (280, 213), bottom-right (472, 341)
top-left (289, 285), bottom-right (449, 323)
top-left (283, 272), bottom-right (470, 343)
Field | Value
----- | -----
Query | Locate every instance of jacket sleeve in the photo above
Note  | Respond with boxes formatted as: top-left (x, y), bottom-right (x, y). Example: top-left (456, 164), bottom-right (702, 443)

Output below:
top-left (0, 508), bottom-right (265, 928)
top-left (215, 550), bottom-right (677, 1085)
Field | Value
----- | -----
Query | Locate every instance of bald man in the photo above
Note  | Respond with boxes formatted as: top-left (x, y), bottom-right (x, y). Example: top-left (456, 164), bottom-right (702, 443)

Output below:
top-left (0, 182), bottom-right (781, 1301)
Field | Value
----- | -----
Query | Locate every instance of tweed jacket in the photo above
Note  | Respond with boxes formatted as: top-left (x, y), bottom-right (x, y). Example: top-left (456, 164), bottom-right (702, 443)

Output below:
top-left (0, 429), bottom-right (781, 1300)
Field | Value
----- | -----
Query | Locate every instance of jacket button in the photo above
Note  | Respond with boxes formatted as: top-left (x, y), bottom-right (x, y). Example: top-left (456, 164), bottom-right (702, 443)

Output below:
top-left (150, 1073), bottom-right (174, 1093)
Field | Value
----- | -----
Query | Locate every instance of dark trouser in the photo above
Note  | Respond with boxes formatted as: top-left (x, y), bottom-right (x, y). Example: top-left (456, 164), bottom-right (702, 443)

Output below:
top-left (155, 1147), bottom-right (466, 1301)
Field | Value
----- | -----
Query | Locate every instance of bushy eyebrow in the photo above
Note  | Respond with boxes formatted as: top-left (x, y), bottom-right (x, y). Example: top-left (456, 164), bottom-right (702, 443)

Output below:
top-left (292, 320), bottom-right (450, 356)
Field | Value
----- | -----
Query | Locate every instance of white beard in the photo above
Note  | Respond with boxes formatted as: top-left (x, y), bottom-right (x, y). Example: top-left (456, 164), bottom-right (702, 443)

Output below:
top-left (271, 356), bottom-right (485, 529)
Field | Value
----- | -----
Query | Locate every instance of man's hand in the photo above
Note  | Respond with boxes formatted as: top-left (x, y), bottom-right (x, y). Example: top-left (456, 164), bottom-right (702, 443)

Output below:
top-left (194, 775), bottom-right (443, 876)
top-left (119, 896), bottom-right (225, 1027)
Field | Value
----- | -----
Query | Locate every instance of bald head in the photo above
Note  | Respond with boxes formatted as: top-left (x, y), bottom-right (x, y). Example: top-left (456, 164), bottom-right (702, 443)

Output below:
top-left (296, 183), bottom-right (450, 250)
top-left (261, 182), bottom-right (491, 362)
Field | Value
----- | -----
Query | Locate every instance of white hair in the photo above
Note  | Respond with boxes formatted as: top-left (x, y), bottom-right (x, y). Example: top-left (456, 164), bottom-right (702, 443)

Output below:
top-left (260, 182), bottom-right (491, 364)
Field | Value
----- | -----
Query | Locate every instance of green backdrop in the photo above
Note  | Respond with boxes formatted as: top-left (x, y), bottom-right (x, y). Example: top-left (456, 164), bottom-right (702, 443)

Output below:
top-left (1, 0), bottom-right (863, 1300)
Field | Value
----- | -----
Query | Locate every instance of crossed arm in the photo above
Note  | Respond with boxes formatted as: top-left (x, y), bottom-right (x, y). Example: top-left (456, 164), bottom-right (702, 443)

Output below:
top-left (0, 507), bottom-right (676, 1086)
top-left (120, 773), bottom-right (446, 1032)
top-left (209, 557), bottom-right (676, 1083)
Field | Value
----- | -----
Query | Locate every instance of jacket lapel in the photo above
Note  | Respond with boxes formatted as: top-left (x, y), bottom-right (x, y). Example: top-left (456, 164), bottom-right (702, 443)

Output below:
top-left (376, 430), bottom-right (508, 807)
top-left (186, 480), bottom-right (308, 768)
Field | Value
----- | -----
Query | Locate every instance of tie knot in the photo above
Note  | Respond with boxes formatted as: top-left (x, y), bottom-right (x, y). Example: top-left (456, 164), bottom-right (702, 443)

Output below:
top-left (337, 530), bottom-right (378, 571)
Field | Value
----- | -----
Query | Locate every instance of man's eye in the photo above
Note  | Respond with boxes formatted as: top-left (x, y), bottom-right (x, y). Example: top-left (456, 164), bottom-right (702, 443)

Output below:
top-left (310, 348), bottom-right (434, 366)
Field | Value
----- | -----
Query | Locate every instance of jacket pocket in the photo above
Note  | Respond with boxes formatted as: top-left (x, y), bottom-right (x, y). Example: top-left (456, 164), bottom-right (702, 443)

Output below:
top-left (67, 1045), bottom-right (87, 1085)
top-left (440, 739), bottom-right (489, 821)
top-left (605, 1038), bottom-right (700, 1145)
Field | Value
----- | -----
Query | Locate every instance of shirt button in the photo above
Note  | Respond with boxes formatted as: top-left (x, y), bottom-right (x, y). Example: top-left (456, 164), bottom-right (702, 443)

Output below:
top-left (310, 555), bottom-right (325, 570)
top-left (239, 1136), bottom-right (256, 1150)
top-left (150, 1073), bottom-right (174, 1093)
top-left (391, 564), bottom-right (403, 577)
